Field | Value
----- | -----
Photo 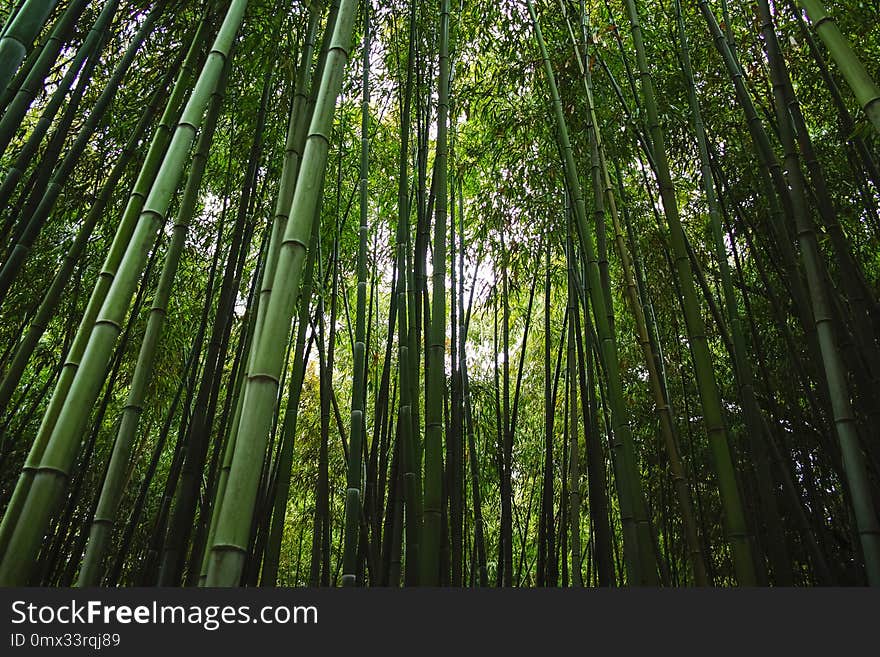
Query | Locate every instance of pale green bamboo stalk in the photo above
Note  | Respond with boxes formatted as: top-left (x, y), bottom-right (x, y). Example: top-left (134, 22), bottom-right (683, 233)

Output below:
top-left (341, 0), bottom-right (371, 587)
top-left (0, 71), bottom-right (169, 419)
top-left (75, 57), bottom-right (229, 587)
top-left (207, 9), bottom-right (325, 530)
top-left (254, 216), bottom-right (320, 587)
top-left (201, 2), bottom-right (329, 588)
top-left (0, 0), bottom-right (59, 95)
top-left (205, 0), bottom-right (359, 587)
top-left (198, 245), bottom-right (268, 587)
top-left (254, 3), bottom-right (322, 352)
top-left (420, 0), bottom-right (450, 586)
top-left (797, 0), bottom-right (880, 133)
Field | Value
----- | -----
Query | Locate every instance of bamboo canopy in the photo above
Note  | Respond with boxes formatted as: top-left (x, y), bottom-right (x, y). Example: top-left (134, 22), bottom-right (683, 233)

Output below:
top-left (0, 0), bottom-right (877, 588)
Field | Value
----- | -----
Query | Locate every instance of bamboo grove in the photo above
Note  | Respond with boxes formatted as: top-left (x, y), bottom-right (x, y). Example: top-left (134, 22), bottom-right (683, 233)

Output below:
top-left (0, 0), bottom-right (877, 588)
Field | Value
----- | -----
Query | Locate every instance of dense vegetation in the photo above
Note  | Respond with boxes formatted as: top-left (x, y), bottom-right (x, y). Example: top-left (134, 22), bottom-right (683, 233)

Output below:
top-left (0, 0), bottom-right (878, 587)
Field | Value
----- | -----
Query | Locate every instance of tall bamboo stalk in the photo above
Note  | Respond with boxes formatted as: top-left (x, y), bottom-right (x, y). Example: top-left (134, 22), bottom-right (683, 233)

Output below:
top-left (621, 0), bottom-right (756, 586)
top-left (76, 54), bottom-right (229, 587)
top-left (527, 0), bottom-right (658, 586)
top-left (204, 0), bottom-right (359, 587)
top-left (421, 0), bottom-right (450, 586)
top-left (341, 0), bottom-right (371, 587)
top-left (566, 242), bottom-right (582, 587)
top-left (796, 0), bottom-right (880, 133)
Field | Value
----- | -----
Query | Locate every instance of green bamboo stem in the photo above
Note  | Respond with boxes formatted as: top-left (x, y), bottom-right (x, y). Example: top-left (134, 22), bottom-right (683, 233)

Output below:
top-left (0, 0), bottom-right (26, 40)
top-left (252, 9), bottom-right (327, 588)
top-left (341, 0), bottom-right (371, 587)
top-left (573, 274), bottom-right (615, 586)
top-left (697, 0), bottom-right (836, 349)
top-left (75, 56), bottom-right (228, 587)
top-left (0, 73), bottom-right (169, 418)
top-left (786, 0), bottom-right (880, 190)
top-left (193, 215), bottom-right (264, 586)
top-left (566, 247), bottom-right (582, 587)
top-left (538, 241), bottom-right (556, 586)
top-left (254, 2), bottom-right (322, 355)
top-left (527, 0), bottom-right (657, 586)
top-left (256, 221), bottom-right (320, 587)
top-left (394, 0), bottom-right (422, 587)
top-left (158, 34), bottom-right (269, 587)
top-left (796, 0), bottom-right (880, 133)
top-left (204, 0), bottom-right (359, 587)
top-left (672, 0), bottom-right (791, 585)
top-left (208, 4), bottom-right (326, 588)
top-left (622, 0), bottom-right (756, 586)
top-left (420, 0), bottom-right (450, 586)
top-left (0, 0), bottom-right (59, 96)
